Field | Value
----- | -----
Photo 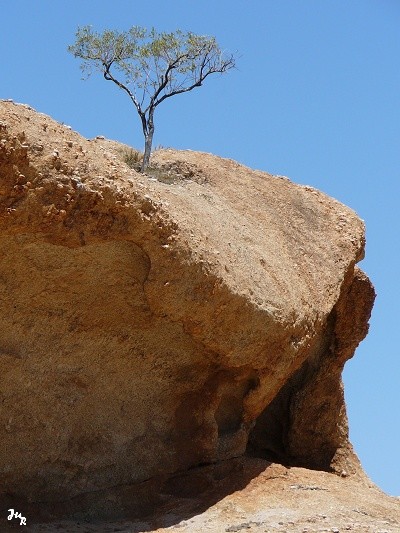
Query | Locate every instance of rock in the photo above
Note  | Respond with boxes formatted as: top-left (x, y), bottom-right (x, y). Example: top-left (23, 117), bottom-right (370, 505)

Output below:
top-left (24, 459), bottom-right (400, 531)
top-left (0, 101), bottom-right (385, 528)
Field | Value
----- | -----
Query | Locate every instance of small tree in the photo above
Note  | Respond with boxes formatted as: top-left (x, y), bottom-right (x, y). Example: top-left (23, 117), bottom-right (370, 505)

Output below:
top-left (68, 26), bottom-right (235, 172)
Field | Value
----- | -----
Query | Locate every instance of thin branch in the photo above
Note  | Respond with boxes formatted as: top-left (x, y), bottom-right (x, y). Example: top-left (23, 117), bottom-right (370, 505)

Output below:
top-left (147, 52), bottom-right (189, 110)
top-left (103, 64), bottom-right (140, 111)
top-left (103, 64), bottom-right (148, 135)
top-left (153, 54), bottom-right (235, 108)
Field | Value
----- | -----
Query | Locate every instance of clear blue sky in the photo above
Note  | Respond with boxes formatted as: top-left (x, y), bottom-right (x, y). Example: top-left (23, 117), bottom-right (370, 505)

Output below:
top-left (1, 1), bottom-right (399, 496)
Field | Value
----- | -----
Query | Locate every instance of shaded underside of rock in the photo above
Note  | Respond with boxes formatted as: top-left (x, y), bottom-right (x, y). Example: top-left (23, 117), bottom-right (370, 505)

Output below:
top-left (22, 458), bottom-right (400, 532)
top-left (0, 100), bottom-right (375, 505)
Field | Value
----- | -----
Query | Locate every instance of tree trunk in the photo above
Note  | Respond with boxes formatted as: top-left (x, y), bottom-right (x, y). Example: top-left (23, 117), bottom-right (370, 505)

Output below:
top-left (141, 129), bottom-right (154, 172)
top-left (141, 109), bottom-right (155, 172)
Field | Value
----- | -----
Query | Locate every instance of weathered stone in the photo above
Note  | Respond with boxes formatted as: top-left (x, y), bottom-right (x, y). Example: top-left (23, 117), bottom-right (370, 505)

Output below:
top-left (0, 101), bottom-right (375, 510)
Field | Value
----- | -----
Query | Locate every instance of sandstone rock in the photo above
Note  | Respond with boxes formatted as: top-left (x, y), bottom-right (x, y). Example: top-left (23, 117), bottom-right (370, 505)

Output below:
top-left (14, 459), bottom-right (400, 531)
top-left (0, 101), bottom-right (385, 527)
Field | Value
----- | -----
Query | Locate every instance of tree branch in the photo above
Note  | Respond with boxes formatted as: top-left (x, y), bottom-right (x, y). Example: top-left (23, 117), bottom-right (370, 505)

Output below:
top-left (153, 53), bottom-right (235, 108)
top-left (146, 52), bottom-right (189, 112)
top-left (103, 64), bottom-right (148, 134)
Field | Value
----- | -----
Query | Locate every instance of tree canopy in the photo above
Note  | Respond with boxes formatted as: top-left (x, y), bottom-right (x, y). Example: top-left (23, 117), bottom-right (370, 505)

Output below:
top-left (69, 26), bottom-right (235, 171)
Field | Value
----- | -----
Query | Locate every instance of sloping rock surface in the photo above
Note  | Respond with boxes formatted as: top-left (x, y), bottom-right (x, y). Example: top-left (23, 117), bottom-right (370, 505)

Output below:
top-left (0, 101), bottom-right (395, 531)
top-left (25, 458), bottom-right (399, 532)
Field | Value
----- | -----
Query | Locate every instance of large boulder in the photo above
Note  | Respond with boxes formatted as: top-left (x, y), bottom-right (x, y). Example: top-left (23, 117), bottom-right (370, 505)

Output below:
top-left (0, 100), bottom-right (374, 505)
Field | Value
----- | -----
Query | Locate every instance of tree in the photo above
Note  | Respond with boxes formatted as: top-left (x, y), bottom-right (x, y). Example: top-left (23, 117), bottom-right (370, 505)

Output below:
top-left (68, 26), bottom-right (235, 172)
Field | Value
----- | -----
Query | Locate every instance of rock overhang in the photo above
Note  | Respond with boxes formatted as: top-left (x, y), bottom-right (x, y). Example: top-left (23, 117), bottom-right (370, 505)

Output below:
top-left (0, 100), bottom-right (375, 503)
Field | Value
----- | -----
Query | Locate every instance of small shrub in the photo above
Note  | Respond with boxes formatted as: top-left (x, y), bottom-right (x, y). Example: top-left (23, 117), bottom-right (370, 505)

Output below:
top-left (153, 144), bottom-right (169, 152)
top-left (119, 147), bottom-right (143, 170)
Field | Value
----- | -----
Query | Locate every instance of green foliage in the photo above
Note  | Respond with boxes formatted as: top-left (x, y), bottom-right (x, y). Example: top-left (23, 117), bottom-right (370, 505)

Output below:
top-left (68, 26), bottom-right (144, 79)
top-left (68, 26), bottom-right (235, 106)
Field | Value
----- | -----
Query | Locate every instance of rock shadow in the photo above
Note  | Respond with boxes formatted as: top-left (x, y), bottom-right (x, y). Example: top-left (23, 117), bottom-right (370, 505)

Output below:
top-left (1, 458), bottom-right (272, 531)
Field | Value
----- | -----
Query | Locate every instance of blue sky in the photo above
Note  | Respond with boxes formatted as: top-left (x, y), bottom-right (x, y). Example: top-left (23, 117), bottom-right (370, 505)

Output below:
top-left (2, 1), bottom-right (399, 496)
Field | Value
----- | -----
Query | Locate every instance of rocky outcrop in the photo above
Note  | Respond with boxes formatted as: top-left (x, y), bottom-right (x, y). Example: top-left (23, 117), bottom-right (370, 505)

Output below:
top-left (0, 100), bottom-right (375, 512)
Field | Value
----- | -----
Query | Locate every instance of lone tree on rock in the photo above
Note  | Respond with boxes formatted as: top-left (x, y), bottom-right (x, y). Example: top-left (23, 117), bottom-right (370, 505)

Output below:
top-left (68, 26), bottom-right (235, 172)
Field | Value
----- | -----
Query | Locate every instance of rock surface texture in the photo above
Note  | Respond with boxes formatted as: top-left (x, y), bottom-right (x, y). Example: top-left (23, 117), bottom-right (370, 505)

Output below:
top-left (0, 101), bottom-right (398, 532)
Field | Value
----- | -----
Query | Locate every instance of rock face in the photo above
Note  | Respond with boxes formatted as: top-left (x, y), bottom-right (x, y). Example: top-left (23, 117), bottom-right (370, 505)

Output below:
top-left (0, 100), bottom-right (376, 512)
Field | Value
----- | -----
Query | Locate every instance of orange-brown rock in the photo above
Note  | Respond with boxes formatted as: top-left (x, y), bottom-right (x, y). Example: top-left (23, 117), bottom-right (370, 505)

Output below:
top-left (22, 458), bottom-right (398, 532)
top-left (1, 101), bottom-right (395, 532)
